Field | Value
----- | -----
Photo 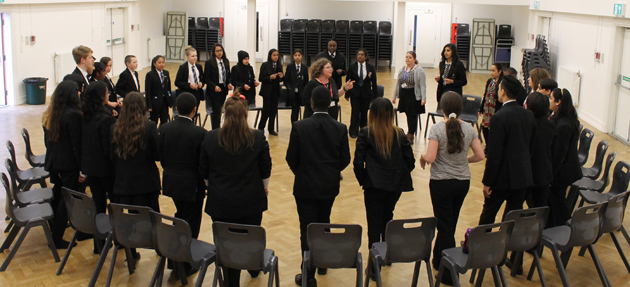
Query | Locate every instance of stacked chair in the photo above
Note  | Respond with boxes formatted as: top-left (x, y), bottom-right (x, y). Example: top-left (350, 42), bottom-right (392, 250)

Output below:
top-left (187, 16), bottom-right (223, 61)
top-left (522, 35), bottom-right (551, 93)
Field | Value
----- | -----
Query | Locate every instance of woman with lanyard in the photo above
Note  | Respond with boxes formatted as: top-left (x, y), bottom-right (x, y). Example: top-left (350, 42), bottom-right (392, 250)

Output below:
top-left (302, 58), bottom-right (354, 120)
top-left (392, 51), bottom-right (426, 142)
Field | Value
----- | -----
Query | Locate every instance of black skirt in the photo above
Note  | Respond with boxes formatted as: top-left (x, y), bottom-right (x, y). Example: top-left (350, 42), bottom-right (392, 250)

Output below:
top-left (398, 88), bottom-right (425, 114)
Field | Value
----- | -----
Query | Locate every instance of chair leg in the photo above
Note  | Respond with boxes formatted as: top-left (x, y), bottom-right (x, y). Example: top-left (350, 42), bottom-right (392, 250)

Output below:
top-left (373, 257), bottom-right (382, 287)
top-left (176, 262), bottom-right (188, 286)
top-left (88, 233), bottom-right (113, 287)
top-left (3, 220), bottom-right (13, 233)
top-left (105, 245), bottom-right (120, 287)
top-left (0, 223), bottom-right (33, 271)
top-left (578, 246), bottom-right (587, 256)
top-left (497, 266), bottom-right (508, 287)
top-left (610, 232), bottom-right (630, 272)
top-left (202, 115), bottom-right (209, 128)
top-left (274, 260), bottom-right (280, 287)
top-left (435, 259), bottom-right (446, 287)
top-left (529, 248), bottom-right (547, 286)
top-left (449, 265), bottom-right (461, 287)
top-left (469, 269), bottom-right (476, 284)
top-left (424, 259), bottom-right (433, 287)
top-left (560, 247), bottom-right (573, 269)
top-left (157, 256), bottom-right (166, 287)
top-left (149, 256), bottom-right (164, 287)
top-left (195, 259), bottom-right (210, 287)
top-left (356, 253), bottom-right (363, 287)
top-left (124, 247), bottom-right (136, 274)
top-left (0, 225), bottom-right (21, 252)
top-left (266, 258), bottom-right (275, 287)
top-left (56, 230), bottom-right (79, 275)
top-left (549, 245), bottom-right (571, 287)
top-left (490, 266), bottom-right (501, 287)
top-left (212, 264), bottom-right (221, 287)
top-left (40, 220), bottom-right (59, 262)
top-left (364, 255), bottom-right (372, 287)
top-left (474, 269), bottom-right (485, 287)
top-left (395, 112), bottom-right (398, 126)
top-left (254, 110), bottom-right (261, 128)
top-left (423, 115), bottom-right (430, 138)
top-left (510, 251), bottom-right (523, 277)
top-left (621, 225), bottom-right (630, 247)
top-left (302, 252), bottom-right (309, 287)
top-left (587, 245), bottom-right (611, 287)
top-left (409, 261), bottom-right (419, 287)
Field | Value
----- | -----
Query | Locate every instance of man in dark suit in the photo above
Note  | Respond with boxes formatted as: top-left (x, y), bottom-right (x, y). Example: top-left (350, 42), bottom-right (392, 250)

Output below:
top-left (479, 75), bottom-right (537, 225)
top-left (286, 86), bottom-right (351, 287)
top-left (315, 39), bottom-right (347, 88)
top-left (345, 49), bottom-right (377, 138)
top-left (115, 55), bottom-right (140, 98)
top-left (71, 45), bottom-right (94, 91)
top-left (204, 43), bottom-right (233, 130)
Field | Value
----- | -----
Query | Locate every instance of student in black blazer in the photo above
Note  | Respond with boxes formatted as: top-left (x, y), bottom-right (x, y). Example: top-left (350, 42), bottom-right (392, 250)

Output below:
top-left (547, 88), bottom-right (583, 227)
top-left (145, 55), bottom-right (172, 126)
top-left (284, 49), bottom-right (309, 124)
top-left (479, 76), bottom-right (537, 225)
top-left (43, 80), bottom-right (83, 248)
top-left (115, 55), bottom-right (140, 98)
top-left (71, 45), bottom-right (94, 90)
top-left (204, 43), bottom-right (233, 130)
top-left (286, 86), bottom-right (351, 286)
top-left (257, 49), bottom-right (284, 135)
top-left (345, 49), bottom-right (378, 138)
top-left (100, 57), bottom-right (120, 107)
top-left (231, 50), bottom-right (259, 107)
top-left (314, 39), bottom-right (347, 88)
top-left (435, 44), bottom-right (467, 103)
top-left (175, 46), bottom-right (205, 108)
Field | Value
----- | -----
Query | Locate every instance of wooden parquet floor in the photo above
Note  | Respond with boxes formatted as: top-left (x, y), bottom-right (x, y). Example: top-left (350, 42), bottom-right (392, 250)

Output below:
top-left (1, 61), bottom-right (630, 286)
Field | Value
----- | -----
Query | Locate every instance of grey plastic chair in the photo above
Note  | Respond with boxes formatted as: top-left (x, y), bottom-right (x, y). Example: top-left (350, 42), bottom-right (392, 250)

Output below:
top-left (577, 128), bottom-right (594, 166)
top-left (459, 94), bottom-right (483, 141)
top-left (531, 203), bottom-right (610, 287)
top-left (56, 188), bottom-right (113, 286)
top-left (149, 211), bottom-right (216, 287)
top-left (303, 223), bottom-right (363, 287)
top-left (435, 221), bottom-right (515, 287)
top-left (20, 128), bottom-right (45, 168)
top-left (423, 104), bottom-right (443, 139)
top-left (212, 222), bottom-right (279, 287)
top-left (6, 141), bottom-right (48, 190)
top-left (582, 140), bottom-right (608, 179)
top-left (578, 161), bottom-right (630, 208)
top-left (0, 172), bottom-right (59, 271)
top-left (566, 151), bottom-right (615, 211)
top-left (365, 217), bottom-right (436, 287)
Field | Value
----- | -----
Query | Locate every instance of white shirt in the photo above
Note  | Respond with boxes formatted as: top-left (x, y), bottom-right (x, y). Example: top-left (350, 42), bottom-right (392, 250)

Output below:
top-left (503, 99), bottom-right (516, 105)
top-left (357, 62), bottom-right (367, 79)
top-left (328, 51), bottom-right (336, 58)
top-left (216, 58), bottom-right (225, 84)
top-left (188, 62), bottom-right (200, 85)
top-left (77, 66), bottom-right (90, 85)
top-left (127, 68), bottom-right (139, 91)
top-left (178, 115), bottom-right (193, 121)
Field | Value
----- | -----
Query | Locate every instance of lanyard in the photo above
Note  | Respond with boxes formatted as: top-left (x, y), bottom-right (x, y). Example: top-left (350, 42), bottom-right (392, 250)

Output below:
top-left (403, 64), bottom-right (416, 81)
top-left (316, 78), bottom-right (333, 98)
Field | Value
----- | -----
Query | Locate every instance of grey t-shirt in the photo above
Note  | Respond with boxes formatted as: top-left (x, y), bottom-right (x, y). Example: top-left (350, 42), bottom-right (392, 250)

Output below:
top-left (428, 121), bottom-right (477, 180)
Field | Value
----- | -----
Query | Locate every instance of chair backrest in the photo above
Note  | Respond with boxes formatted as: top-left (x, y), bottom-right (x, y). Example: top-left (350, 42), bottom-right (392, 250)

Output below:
top-left (321, 20), bottom-right (335, 33)
top-left (608, 161), bottom-right (630, 195)
top-left (497, 25), bottom-right (511, 39)
top-left (307, 223), bottom-right (362, 268)
top-left (1, 173), bottom-right (16, 220)
top-left (589, 140), bottom-right (609, 179)
top-left (335, 20), bottom-right (349, 34)
top-left (578, 128), bottom-right (594, 166)
top-left (107, 203), bottom-right (154, 249)
top-left (20, 128), bottom-right (36, 161)
top-left (384, 217), bottom-right (436, 263)
top-left (597, 151), bottom-right (616, 188)
top-left (4, 159), bottom-right (19, 193)
top-left (363, 21), bottom-right (377, 34)
top-left (378, 21), bottom-right (392, 35)
top-left (503, 207), bottom-right (549, 252)
top-left (212, 222), bottom-right (267, 270)
top-left (280, 19), bottom-right (294, 32)
top-left (457, 23), bottom-right (470, 37)
top-left (196, 17), bottom-right (209, 29)
top-left (567, 203), bottom-right (606, 247)
top-left (188, 17), bottom-right (196, 28)
top-left (209, 17), bottom-right (221, 30)
top-left (62, 187), bottom-right (100, 235)
top-left (292, 19), bottom-right (308, 32)
top-left (149, 211), bottom-right (193, 263)
top-left (466, 221), bottom-right (514, 269)
top-left (601, 191), bottom-right (630, 234)
top-left (6, 140), bottom-right (18, 170)
top-left (349, 21), bottom-right (363, 33)
top-left (376, 85), bottom-right (384, 98)
top-left (307, 19), bottom-right (321, 32)
top-left (461, 94), bottom-right (482, 119)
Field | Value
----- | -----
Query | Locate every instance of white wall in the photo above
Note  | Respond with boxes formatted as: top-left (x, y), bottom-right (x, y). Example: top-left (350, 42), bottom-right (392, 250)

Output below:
top-left (534, 0), bottom-right (630, 18)
top-left (279, 0), bottom-right (394, 22)
top-left (452, 4), bottom-right (529, 48)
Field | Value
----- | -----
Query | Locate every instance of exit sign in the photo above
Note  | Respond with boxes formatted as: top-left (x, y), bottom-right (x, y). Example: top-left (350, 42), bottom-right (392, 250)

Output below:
top-left (614, 3), bottom-right (626, 17)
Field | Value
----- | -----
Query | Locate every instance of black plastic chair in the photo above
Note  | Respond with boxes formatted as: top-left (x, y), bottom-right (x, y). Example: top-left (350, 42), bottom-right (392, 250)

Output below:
top-left (435, 221), bottom-right (514, 287)
top-left (577, 128), bottom-right (594, 166)
top-left (459, 95), bottom-right (483, 141)
top-left (6, 140), bottom-right (48, 190)
top-left (303, 223), bottom-right (363, 287)
top-left (212, 222), bottom-right (279, 287)
top-left (578, 161), bottom-right (630, 208)
top-left (365, 217), bottom-right (436, 287)
top-left (4, 159), bottom-right (52, 207)
top-left (423, 103), bottom-right (443, 138)
top-left (321, 20), bottom-right (335, 33)
top-left (582, 140), bottom-right (608, 179)
top-left (505, 207), bottom-right (549, 284)
top-left (20, 128), bottom-right (45, 167)
top-left (202, 94), bottom-right (214, 128)
top-left (378, 21), bottom-right (392, 35)
top-left (149, 211), bottom-right (216, 287)
top-left (280, 19), bottom-right (294, 32)
top-left (0, 173), bottom-right (59, 271)
top-left (566, 151), bottom-right (615, 211)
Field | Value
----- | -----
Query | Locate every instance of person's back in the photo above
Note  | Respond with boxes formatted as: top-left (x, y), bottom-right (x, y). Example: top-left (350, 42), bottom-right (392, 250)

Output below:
top-left (429, 121), bottom-right (477, 180)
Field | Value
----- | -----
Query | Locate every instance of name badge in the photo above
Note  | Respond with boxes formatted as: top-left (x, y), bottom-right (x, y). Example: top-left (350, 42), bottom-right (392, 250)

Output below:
top-left (330, 101), bottom-right (336, 107)
top-left (401, 83), bottom-right (408, 88)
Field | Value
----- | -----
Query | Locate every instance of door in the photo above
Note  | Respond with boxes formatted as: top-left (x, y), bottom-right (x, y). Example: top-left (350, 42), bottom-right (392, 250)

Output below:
top-left (165, 11), bottom-right (187, 61)
top-left (613, 28), bottom-right (630, 141)
top-left (106, 8), bottom-right (126, 77)
top-left (0, 13), bottom-right (7, 105)
top-left (256, 2), bottom-right (269, 62)
top-left (414, 9), bottom-right (440, 68)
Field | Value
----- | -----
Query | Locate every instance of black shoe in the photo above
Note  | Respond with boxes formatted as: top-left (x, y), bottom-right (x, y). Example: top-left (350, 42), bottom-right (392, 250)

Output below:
top-left (505, 259), bottom-right (523, 275)
top-left (248, 270), bottom-right (261, 278)
top-left (349, 134), bottom-right (358, 139)
top-left (54, 239), bottom-right (77, 249)
top-left (436, 274), bottom-right (455, 286)
top-left (268, 130), bottom-right (278, 136)
top-left (317, 268), bottom-right (327, 275)
top-left (295, 274), bottom-right (317, 287)
top-left (77, 232), bottom-right (93, 241)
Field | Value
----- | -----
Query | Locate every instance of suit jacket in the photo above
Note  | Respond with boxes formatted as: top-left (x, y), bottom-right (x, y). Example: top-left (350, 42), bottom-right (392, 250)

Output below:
top-left (531, 117), bottom-right (557, 187)
top-left (552, 117), bottom-right (583, 187)
top-left (44, 108), bottom-right (82, 173)
top-left (158, 117), bottom-right (206, 202)
top-left (115, 69), bottom-right (140, 98)
top-left (286, 113), bottom-right (351, 199)
top-left (81, 108), bottom-right (116, 177)
top-left (515, 85), bottom-right (528, 107)
top-left (199, 129), bottom-right (271, 219)
top-left (436, 61), bottom-right (467, 100)
top-left (204, 57), bottom-right (232, 97)
top-left (111, 120), bottom-right (161, 195)
top-left (230, 64), bottom-right (256, 99)
top-left (102, 77), bottom-right (117, 102)
top-left (315, 51), bottom-right (347, 88)
top-left (482, 101), bottom-right (537, 190)
top-left (258, 61), bottom-right (283, 98)
top-left (145, 69), bottom-right (173, 110)
top-left (284, 62), bottom-right (309, 105)
top-left (72, 67), bottom-right (90, 90)
top-left (345, 62), bottom-right (377, 99)
top-left (353, 127), bottom-right (415, 192)
top-left (302, 78), bottom-right (339, 118)
top-left (175, 62), bottom-right (205, 102)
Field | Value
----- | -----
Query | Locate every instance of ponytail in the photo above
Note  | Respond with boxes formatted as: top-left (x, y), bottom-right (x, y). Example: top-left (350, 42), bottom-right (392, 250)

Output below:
top-left (441, 92), bottom-right (464, 154)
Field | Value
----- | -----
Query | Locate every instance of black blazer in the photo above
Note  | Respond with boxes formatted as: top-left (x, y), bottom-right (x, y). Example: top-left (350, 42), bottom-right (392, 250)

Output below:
top-left (44, 108), bottom-right (82, 173)
top-left (515, 85), bottom-right (528, 107)
top-left (345, 62), bottom-right (377, 99)
top-left (231, 64), bottom-right (257, 99)
top-left (81, 109), bottom-right (116, 177)
top-left (284, 62), bottom-right (309, 104)
top-left (302, 78), bottom-right (339, 118)
top-left (204, 58), bottom-right (232, 95)
top-left (115, 68), bottom-right (140, 98)
top-left (175, 62), bottom-right (205, 102)
top-left (286, 113), bottom-right (351, 199)
top-left (111, 120), bottom-right (161, 196)
top-left (145, 69), bottom-right (173, 110)
top-left (72, 67), bottom-right (90, 90)
top-left (482, 101), bottom-right (537, 190)
top-left (200, 129), bottom-right (271, 219)
top-left (353, 127), bottom-right (415, 192)
top-left (258, 61), bottom-right (283, 98)
top-left (158, 117), bottom-right (206, 202)
top-left (531, 118), bottom-right (557, 187)
top-left (102, 77), bottom-right (117, 102)
top-left (315, 51), bottom-right (347, 88)
top-left (436, 61), bottom-right (467, 100)
top-left (552, 117), bottom-right (583, 187)
top-left (479, 78), bottom-right (503, 113)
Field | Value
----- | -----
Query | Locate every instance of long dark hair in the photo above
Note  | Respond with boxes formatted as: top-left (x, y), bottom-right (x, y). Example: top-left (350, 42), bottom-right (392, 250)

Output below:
top-left (112, 92), bottom-right (147, 159)
top-left (550, 88), bottom-right (580, 131)
top-left (439, 43), bottom-right (460, 73)
top-left (92, 62), bottom-right (105, 80)
top-left (82, 81), bottom-right (109, 122)
top-left (150, 55), bottom-right (164, 72)
top-left (43, 81), bottom-right (81, 142)
top-left (219, 91), bottom-right (254, 155)
top-left (368, 98), bottom-right (403, 158)
top-left (211, 43), bottom-right (227, 61)
top-left (441, 91), bottom-right (464, 154)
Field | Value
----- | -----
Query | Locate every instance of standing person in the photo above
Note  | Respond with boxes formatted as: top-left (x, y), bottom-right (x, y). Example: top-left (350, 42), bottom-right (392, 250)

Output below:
top-left (175, 46), bottom-right (205, 108)
top-left (284, 49), bottom-right (309, 124)
top-left (435, 44), bottom-right (467, 103)
top-left (91, 62), bottom-right (117, 114)
top-left (205, 43), bottom-right (233, 130)
top-left (71, 45), bottom-right (94, 89)
top-left (536, 78), bottom-right (558, 98)
top-left (526, 67), bottom-right (550, 95)
top-left (419, 92), bottom-right (485, 284)
top-left (100, 57), bottom-right (120, 111)
top-left (315, 39), bottom-right (347, 88)
top-left (145, 55), bottom-right (172, 126)
top-left (392, 51), bottom-right (427, 142)
top-left (115, 55), bottom-right (140, 99)
top-left (302, 58), bottom-right (354, 120)
top-left (354, 98), bottom-right (414, 249)
top-left (230, 50), bottom-right (260, 107)
top-left (547, 88), bottom-right (582, 227)
top-left (257, 49), bottom-right (283, 136)
top-left (478, 63), bottom-right (504, 150)
top-left (346, 48), bottom-right (378, 138)
top-left (478, 76), bottom-right (537, 225)
top-left (503, 67), bottom-right (528, 106)
top-left (286, 86), bottom-right (351, 287)
top-left (525, 92), bottom-right (556, 208)
top-left (199, 94), bottom-right (272, 287)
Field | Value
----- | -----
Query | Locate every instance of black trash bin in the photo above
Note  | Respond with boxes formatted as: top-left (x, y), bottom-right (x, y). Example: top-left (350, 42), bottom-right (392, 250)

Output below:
top-left (24, 77), bottom-right (48, 105)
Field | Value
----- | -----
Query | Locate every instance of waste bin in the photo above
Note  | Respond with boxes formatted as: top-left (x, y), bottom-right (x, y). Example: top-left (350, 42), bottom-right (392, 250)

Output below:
top-left (24, 77), bottom-right (48, 105)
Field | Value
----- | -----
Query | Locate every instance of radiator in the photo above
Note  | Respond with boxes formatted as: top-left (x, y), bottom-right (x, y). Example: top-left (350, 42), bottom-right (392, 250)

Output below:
top-left (558, 66), bottom-right (581, 106)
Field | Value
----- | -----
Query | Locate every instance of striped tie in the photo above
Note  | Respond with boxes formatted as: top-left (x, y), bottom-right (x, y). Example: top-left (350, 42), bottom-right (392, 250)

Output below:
top-left (220, 61), bottom-right (226, 84)
top-left (192, 66), bottom-right (198, 85)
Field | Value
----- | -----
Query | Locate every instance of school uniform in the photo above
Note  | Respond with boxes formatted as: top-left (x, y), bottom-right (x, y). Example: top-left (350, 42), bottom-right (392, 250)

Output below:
top-left (257, 58), bottom-right (283, 133)
top-left (345, 61), bottom-right (377, 137)
top-left (302, 78), bottom-right (340, 120)
top-left (175, 62), bottom-right (205, 107)
top-left (72, 67), bottom-right (91, 90)
top-left (284, 61), bottom-right (309, 124)
top-left (145, 69), bottom-right (172, 126)
top-left (315, 50), bottom-right (347, 88)
top-left (231, 51), bottom-right (257, 107)
top-left (436, 60), bottom-right (467, 103)
top-left (204, 57), bottom-right (232, 129)
top-left (115, 68), bottom-right (140, 98)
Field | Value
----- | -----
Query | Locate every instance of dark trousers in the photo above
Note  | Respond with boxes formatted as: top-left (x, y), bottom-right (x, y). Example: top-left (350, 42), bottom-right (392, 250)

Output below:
top-left (429, 179), bottom-right (469, 267)
top-left (87, 176), bottom-right (114, 215)
top-left (547, 184), bottom-right (571, 228)
top-left (258, 91), bottom-right (279, 131)
top-left (295, 196), bottom-right (336, 279)
top-left (363, 188), bottom-right (402, 248)
top-left (114, 192), bottom-right (161, 212)
top-left (349, 97), bottom-right (370, 136)
top-left (481, 126), bottom-right (489, 151)
top-left (478, 188), bottom-right (526, 225)
top-left (210, 86), bottom-right (228, 130)
top-left (51, 171), bottom-right (81, 243)
top-left (149, 99), bottom-right (170, 126)
top-left (291, 92), bottom-right (302, 124)
top-left (525, 184), bottom-right (550, 209)
top-left (405, 112), bottom-right (419, 135)
top-left (173, 191), bottom-right (205, 239)
top-left (211, 213), bottom-right (263, 287)
top-left (328, 104), bottom-right (339, 121)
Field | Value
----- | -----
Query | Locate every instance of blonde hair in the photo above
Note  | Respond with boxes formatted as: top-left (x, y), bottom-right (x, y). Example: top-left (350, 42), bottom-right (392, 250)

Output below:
top-left (529, 68), bottom-right (550, 90)
top-left (185, 45), bottom-right (197, 56)
top-left (72, 45), bottom-right (93, 64)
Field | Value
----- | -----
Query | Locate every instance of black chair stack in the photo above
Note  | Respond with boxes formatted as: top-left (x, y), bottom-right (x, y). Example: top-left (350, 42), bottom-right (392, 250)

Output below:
top-left (187, 17), bottom-right (196, 47)
top-left (278, 19), bottom-right (293, 55)
top-left (348, 20), bottom-right (363, 65)
top-left (291, 19), bottom-right (308, 56)
top-left (194, 17), bottom-right (209, 59)
top-left (377, 21), bottom-right (393, 70)
top-left (494, 24), bottom-right (513, 67)
top-left (334, 20), bottom-right (349, 61)
top-left (320, 19), bottom-right (335, 52)
top-left (456, 23), bottom-right (471, 70)
top-left (362, 21), bottom-right (377, 64)
top-left (306, 19), bottom-right (321, 65)
top-left (522, 35), bottom-right (551, 92)
top-left (208, 17), bottom-right (222, 46)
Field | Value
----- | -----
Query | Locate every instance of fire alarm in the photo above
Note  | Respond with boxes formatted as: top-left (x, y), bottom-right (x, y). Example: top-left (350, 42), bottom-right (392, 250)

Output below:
top-left (131, 24), bottom-right (134, 31)
top-left (30, 35), bottom-right (36, 44)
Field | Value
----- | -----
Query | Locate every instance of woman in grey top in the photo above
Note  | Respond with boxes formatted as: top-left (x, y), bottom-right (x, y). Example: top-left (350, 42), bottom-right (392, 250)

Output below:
top-left (392, 51), bottom-right (426, 142)
top-left (419, 91), bottom-right (484, 284)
